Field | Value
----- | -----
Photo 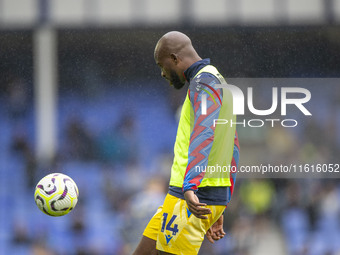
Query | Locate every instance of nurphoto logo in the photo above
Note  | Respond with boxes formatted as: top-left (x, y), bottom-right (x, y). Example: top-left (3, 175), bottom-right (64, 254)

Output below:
top-left (199, 82), bottom-right (312, 128)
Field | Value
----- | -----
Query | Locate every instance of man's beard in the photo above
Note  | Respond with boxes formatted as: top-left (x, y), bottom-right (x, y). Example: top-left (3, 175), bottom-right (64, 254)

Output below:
top-left (169, 70), bottom-right (185, 90)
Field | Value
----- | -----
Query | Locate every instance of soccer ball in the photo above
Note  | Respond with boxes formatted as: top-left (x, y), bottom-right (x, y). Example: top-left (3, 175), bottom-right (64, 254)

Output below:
top-left (34, 173), bottom-right (79, 216)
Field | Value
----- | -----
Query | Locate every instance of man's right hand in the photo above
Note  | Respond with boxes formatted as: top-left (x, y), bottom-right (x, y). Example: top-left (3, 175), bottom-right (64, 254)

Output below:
top-left (184, 190), bottom-right (212, 219)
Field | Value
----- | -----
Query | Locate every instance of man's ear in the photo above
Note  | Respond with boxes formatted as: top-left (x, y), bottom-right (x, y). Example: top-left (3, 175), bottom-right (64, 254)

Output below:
top-left (170, 53), bottom-right (179, 64)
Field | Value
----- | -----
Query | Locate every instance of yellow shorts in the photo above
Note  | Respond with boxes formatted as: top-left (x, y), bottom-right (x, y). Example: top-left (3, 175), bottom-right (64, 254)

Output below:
top-left (143, 194), bottom-right (225, 255)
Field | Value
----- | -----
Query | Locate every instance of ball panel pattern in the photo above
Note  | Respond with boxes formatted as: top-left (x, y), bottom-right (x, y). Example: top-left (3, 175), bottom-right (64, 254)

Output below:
top-left (34, 173), bottom-right (79, 217)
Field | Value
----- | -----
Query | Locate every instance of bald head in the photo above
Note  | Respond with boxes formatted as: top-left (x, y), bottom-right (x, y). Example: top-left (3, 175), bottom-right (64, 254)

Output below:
top-left (155, 31), bottom-right (201, 65)
top-left (154, 31), bottom-right (201, 89)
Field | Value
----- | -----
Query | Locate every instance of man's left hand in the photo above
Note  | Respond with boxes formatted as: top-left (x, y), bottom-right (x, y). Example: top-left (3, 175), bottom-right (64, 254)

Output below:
top-left (206, 214), bottom-right (226, 243)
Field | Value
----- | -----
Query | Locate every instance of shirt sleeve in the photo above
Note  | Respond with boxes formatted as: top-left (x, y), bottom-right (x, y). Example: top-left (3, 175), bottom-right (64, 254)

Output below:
top-left (229, 131), bottom-right (240, 196)
top-left (182, 74), bottom-right (223, 192)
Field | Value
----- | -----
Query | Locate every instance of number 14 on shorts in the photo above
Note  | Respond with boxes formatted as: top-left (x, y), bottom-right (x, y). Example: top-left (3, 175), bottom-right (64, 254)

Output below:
top-left (161, 213), bottom-right (179, 236)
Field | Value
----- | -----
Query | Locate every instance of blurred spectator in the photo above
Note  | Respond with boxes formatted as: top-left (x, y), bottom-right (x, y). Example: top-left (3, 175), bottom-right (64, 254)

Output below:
top-left (318, 181), bottom-right (340, 220)
top-left (266, 125), bottom-right (298, 163)
top-left (70, 205), bottom-right (90, 255)
top-left (96, 114), bottom-right (138, 165)
top-left (63, 117), bottom-right (96, 161)
top-left (12, 221), bottom-right (31, 245)
top-left (304, 119), bottom-right (322, 144)
top-left (31, 241), bottom-right (56, 255)
top-left (11, 132), bottom-right (37, 188)
top-left (280, 181), bottom-right (310, 254)
top-left (229, 215), bottom-right (255, 255)
top-left (239, 180), bottom-right (276, 216)
top-left (6, 77), bottom-right (29, 125)
top-left (121, 177), bottom-right (167, 253)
